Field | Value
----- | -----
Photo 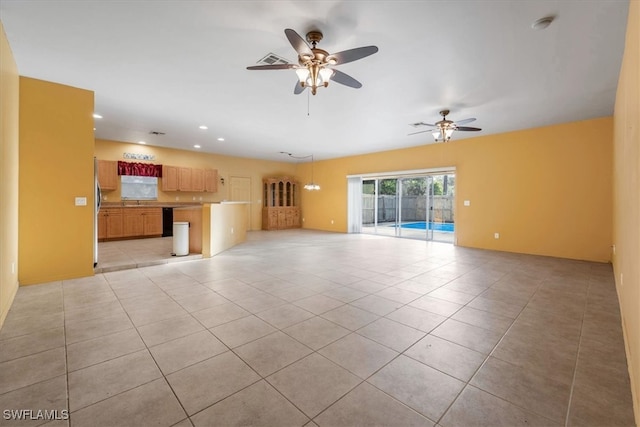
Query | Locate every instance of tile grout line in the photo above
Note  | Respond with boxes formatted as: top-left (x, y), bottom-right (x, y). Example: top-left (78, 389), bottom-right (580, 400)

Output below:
top-left (563, 277), bottom-right (591, 427)
top-left (433, 265), bottom-right (556, 426)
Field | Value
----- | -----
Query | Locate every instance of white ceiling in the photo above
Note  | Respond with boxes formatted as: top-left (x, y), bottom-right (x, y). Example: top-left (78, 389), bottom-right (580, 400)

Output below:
top-left (0, 0), bottom-right (629, 162)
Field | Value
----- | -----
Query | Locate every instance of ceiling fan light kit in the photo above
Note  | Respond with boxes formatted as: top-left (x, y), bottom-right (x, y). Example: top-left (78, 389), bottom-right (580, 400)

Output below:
top-left (247, 28), bottom-right (378, 96)
top-left (408, 109), bottom-right (482, 142)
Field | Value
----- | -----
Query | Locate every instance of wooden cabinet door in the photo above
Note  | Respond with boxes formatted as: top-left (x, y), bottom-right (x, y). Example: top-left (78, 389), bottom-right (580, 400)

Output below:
top-left (277, 208), bottom-right (287, 229)
top-left (268, 209), bottom-right (279, 229)
top-left (97, 160), bottom-right (118, 191)
top-left (285, 209), bottom-right (295, 228)
top-left (123, 209), bottom-right (144, 237)
top-left (105, 209), bottom-right (123, 238)
top-left (98, 211), bottom-right (107, 240)
top-left (205, 169), bottom-right (218, 192)
top-left (143, 208), bottom-right (163, 236)
top-left (292, 208), bottom-right (301, 227)
top-left (192, 169), bottom-right (205, 192)
top-left (162, 165), bottom-right (178, 191)
top-left (178, 167), bottom-right (192, 191)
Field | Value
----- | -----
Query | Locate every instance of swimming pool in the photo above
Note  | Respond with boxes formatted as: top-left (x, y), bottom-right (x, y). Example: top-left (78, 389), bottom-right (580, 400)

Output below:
top-left (391, 221), bottom-right (455, 232)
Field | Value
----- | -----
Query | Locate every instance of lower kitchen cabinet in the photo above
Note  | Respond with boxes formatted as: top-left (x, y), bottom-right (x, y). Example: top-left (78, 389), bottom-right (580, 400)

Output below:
top-left (123, 209), bottom-right (144, 237)
top-left (99, 208), bottom-right (124, 240)
top-left (142, 208), bottom-right (163, 235)
top-left (99, 207), bottom-right (162, 241)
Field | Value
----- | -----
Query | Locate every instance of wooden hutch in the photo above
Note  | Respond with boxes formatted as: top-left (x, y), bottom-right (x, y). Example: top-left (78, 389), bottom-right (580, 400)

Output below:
top-left (262, 177), bottom-right (301, 230)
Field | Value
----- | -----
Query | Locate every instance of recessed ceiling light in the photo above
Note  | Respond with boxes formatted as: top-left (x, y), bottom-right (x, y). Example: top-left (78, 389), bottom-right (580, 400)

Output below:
top-left (199, 125), bottom-right (208, 130)
top-left (93, 113), bottom-right (103, 119)
top-left (217, 137), bottom-right (225, 142)
top-left (138, 141), bottom-right (146, 145)
top-left (531, 16), bottom-right (555, 30)
top-left (194, 145), bottom-right (201, 149)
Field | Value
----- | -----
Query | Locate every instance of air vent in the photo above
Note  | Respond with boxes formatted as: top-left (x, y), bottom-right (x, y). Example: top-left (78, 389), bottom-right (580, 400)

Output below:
top-left (257, 52), bottom-right (291, 65)
top-left (149, 131), bottom-right (166, 135)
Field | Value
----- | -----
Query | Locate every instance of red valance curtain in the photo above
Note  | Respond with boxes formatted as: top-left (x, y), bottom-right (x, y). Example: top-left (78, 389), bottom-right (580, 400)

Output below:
top-left (117, 161), bottom-right (162, 177)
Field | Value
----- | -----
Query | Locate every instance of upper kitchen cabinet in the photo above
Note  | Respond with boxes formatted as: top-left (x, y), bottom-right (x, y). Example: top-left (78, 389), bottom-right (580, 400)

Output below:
top-left (178, 167), bottom-right (192, 191)
top-left (161, 164), bottom-right (218, 193)
top-left (192, 168), bottom-right (204, 192)
top-left (97, 160), bottom-right (118, 191)
top-left (205, 169), bottom-right (218, 193)
top-left (162, 165), bottom-right (178, 191)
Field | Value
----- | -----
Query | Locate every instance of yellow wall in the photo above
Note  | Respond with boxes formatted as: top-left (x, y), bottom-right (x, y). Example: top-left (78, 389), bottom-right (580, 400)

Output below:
top-left (94, 139), bottom-right (296, 230)
top-left (18, 77), bottom-right (95, 285)
top-left (613, 0), bottom-right (640, 421)
top-left (298, 117), bottom-right (613, 262)
top-left (0, 22), bottom-right (20, 327)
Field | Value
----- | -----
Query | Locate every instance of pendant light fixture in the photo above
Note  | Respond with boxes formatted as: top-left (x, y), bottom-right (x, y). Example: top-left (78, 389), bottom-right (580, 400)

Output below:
top-left (281, 152), bottom-right (321, 191)
top-left (303, 154), bottom-right (320, 191)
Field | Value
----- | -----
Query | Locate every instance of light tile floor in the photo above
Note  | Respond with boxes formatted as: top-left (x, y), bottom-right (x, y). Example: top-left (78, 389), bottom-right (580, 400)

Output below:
top-left (0, 230), bottom-right (635, 427)
top-left (96, 237), bottom-right (202, 273)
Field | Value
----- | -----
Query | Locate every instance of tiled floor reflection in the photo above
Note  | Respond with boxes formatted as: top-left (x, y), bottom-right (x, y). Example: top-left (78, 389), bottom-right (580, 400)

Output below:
top-left (0, 230), bottom-right (635, 426)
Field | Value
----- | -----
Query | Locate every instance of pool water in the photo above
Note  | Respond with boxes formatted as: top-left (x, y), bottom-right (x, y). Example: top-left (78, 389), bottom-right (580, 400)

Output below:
top-left (392, 222), bottom-right (455, 232)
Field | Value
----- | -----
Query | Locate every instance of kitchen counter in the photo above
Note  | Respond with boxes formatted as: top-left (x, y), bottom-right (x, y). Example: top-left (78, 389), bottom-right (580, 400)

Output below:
top-left (101, 202), bottom-right (203, 209)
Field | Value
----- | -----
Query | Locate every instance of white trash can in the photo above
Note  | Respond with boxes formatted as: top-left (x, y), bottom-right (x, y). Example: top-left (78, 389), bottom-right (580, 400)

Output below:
top-left (172, 222), bottom-right (189, 256)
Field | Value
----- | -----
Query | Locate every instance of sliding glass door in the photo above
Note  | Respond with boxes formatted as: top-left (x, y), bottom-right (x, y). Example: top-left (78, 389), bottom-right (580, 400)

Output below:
top-left (360, 172), bottom-right (455, 243)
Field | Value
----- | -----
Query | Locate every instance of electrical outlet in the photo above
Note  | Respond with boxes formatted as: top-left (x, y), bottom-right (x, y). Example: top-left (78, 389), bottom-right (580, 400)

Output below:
top-left (231, 227), bottom-right (234, 234)
top-left (331, 219), bottom-right (334, 224)
top-left (464, 200), bottom-right (470, 206)
top-left (75, 197), bottom-right (87, 206)
top-left (612, 244), bottom-right (616, 255)
top-left (11, 262), bottom-right (15, 275)
top-left (494, 233), bottom-right (500, 239)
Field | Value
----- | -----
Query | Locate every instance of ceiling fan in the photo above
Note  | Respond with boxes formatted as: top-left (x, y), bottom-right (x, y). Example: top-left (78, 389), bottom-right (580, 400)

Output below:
top-left (246, 28), bottom-right (378, 95)
top-left (409, 110), bottom-right (482, 142)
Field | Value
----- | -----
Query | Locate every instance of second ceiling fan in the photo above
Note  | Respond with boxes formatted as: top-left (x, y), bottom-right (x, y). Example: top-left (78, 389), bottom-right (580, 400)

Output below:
top-left (247, 28), bottom-right (378, 95)
top-left (409, 110), bottom-right (482, 142)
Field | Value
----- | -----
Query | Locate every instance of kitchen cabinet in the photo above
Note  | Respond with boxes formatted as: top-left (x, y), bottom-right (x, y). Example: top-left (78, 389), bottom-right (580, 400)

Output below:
top-left (162, 165), bottom-right (178, 191)
top-left (99, 207), bottom-right (161, 241)
top-left (99, 208), bottom-right (124, 240)
top-left (204, 169), bottom-right (218, 193)
top-left (123, 208), bottom-right (162, 237)
top-left (123, 209), bottom-right (144, 237)
top-left (142, 208), bottom-right (163, 236)
top-left (262, 177), bottom-right (300, 230)
top-left (192, 168), bottom-right (205, 192)
top-left (98, 211), bottom-right (107, 240)
top-left (97, 160), bottom-right (118, 191)
top-left (178, 167), bottom-right (192, 191)
top-left (161, 165), bottom-right (218, 193)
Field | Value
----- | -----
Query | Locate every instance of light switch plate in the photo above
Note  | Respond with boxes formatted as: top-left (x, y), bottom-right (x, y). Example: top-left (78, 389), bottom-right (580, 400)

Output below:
top-left (75, 197), bottom-right (87, 206)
